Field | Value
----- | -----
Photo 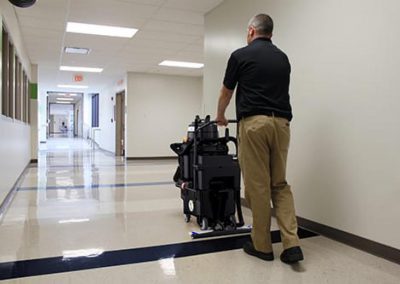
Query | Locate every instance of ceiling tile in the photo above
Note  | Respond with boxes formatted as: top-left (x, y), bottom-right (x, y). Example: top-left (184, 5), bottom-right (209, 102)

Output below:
top-left (142, 20), bottom-right (204, 36)
top-left (134, 30), bottom-right (200, 44)
top-left (21, 26), bottom-right (64, 41)
top-left (154, 7), bottom-right (204, 25)
top-left (63, 33), bottom-right (131, 53)
top-left (17, 15), bottom-right (65, 31)
top-left (15, 0), bottom-right (68, 19)
top-left (114, 0), bottom-right (166, 5)
top-left (164, 0), bottom-right (224, 13)
top-left (21, 0), bottom-right (210, 94)
top-left (68, 0), bottom-right (159, 28)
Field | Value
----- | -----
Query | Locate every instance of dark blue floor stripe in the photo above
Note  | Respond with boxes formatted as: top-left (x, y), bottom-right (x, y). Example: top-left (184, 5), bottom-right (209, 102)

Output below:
top-left (0, 228), bottom-right (317, 280)
top-left (18, 181), bottom-right (175, 191)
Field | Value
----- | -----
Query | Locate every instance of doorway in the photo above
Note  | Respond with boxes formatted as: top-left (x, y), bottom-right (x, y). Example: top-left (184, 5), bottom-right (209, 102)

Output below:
top-left (45, 92), bottom-right (83, 139)
top-left (115, 91), bottom-right (125, 156)
top-left (48, 103), bottom-right (74, 137)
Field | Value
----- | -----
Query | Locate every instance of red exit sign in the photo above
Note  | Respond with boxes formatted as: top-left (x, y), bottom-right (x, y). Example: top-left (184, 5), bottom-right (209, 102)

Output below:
top-left (74, 74), bottom-right (84, 82)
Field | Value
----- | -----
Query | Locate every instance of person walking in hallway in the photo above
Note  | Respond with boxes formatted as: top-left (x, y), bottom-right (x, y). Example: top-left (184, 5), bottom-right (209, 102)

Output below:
top-left (216, 13), bottom-right (304, 264)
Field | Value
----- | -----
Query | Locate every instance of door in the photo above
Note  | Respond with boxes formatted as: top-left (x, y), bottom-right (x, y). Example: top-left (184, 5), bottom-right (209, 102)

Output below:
top-left (46, 96), bottom-right (50, 139)
top-left (74, 107), bottom-right (79, 137)
top-left (115, 91), bottom-right (125, 156)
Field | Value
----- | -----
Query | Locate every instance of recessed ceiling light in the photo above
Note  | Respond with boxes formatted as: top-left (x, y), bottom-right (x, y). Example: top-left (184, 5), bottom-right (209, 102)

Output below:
top-left (64, 47), bottom-right (91, 55)
top-left (60, 66), bottom-right (103, 73)
top-left (66, 22), bottom-right (138, 38)
top-left (57, 98), bottom-right (74, 101)
top-left (58, 84), bottom-right (89, 89)
top-left (159, 60), bottom-right (204, 69)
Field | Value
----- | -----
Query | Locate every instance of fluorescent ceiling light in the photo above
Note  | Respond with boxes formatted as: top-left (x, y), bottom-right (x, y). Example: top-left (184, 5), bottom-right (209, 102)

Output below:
top-left (47, 91), bottom-right (82, 96)
top-left (58, 84), bottom-right (89, 89)
top-left (60, 66), bottom-right (103, 73)
top-left (64, 47), bottom-right (91, 55)
top-left (159, 60), bottom-right (204, 69)
top-left (60, 93), bottom-right (79, 97)
top-left (66, 22), bottom-right (138, 38)
top-left (59, 218), bottom-right (90, 224)
top-left (57, 98), bottom-right (74, 101)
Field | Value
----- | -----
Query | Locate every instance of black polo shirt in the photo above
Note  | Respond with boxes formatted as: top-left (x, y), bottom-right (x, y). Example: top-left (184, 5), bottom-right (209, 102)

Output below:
top-left (223, 37), bottom-right (293, 121)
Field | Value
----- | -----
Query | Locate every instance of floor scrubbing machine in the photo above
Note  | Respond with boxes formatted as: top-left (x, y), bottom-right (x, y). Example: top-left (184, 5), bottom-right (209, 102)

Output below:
top-left (170, 115), bottom-right (251, 239)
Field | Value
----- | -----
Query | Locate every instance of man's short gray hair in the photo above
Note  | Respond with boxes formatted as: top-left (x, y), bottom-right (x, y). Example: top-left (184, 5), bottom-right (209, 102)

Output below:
top-left (248, 14), bottom-right (273, 36)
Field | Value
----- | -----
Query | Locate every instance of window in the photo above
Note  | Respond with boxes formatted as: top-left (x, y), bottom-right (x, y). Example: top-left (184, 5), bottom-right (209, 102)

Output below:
top-left (23, 71), bottom-right (28, 123)
top-left (91, 94), bottom-right (99, 127)
top-left (8, 40), bottom-right (14, 118)
top-left (19, 61), bottom-right (24, 122)
top-left (1, 27), bottom-right (9, 116)
top-left (1, 24), bottom-right (30, 124)
top-left (15, 57), bottom-right (22, 120)
top-left (27, 80), bottom-right (31, 124)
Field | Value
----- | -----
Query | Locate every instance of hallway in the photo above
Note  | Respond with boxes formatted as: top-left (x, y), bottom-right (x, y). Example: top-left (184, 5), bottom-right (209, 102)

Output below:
top-left (0, 138), bottom-right (399, 283)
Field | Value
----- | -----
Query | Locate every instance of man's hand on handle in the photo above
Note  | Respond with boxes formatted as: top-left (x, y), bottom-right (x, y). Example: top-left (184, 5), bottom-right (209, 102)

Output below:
top-left (216, 86), bottom-right (234, 127)
top-left (216, 115), bottom-right (228, 126)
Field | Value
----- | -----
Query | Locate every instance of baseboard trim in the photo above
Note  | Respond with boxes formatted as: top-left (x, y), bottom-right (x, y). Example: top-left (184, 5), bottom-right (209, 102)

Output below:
top-left (0, 162), bottom-right (31, 223)
top-left (240, 198), bottom-right (400, 264)
top-left (297, 216), bottom-right (400, 264)
top-left (127, 157), bottom-right (177, 161)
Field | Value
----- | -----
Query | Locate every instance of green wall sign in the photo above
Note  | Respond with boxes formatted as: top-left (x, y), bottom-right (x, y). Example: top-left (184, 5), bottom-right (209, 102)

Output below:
top-left (30, 83), bottom-right (38, 100)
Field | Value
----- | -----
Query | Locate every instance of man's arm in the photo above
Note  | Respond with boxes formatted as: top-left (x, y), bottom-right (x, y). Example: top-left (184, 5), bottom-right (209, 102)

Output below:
top-left (216, 85), bottom-right (234, 126)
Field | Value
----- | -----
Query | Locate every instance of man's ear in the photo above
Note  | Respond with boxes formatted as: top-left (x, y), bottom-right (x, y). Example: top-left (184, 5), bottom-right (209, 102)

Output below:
top-left (249, 26), bottom-right (255, 37)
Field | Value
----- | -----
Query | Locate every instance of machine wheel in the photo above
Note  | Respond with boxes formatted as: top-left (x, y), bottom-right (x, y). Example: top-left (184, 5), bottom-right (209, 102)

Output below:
top-left (184, 214), bottom-right (191, 223)
top-left (223, 215), bottom-right (236, 231)
top-left (214, 221), bottom-right (224, 231)
top-left (200, 217), bottom-right (209, 230)
top-left (229, 215), bottom-right (237, 229)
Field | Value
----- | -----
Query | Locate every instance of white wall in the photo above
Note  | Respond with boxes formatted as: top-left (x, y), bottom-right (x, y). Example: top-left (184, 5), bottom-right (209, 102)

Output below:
top-left (30, 65), bottom-right (38, 160)
top-left (126, 73), bottom-right (202, 158)
top-left (37, 81), bottom-right (47, 143)
top-left (204, 0), bottom-right (400, 249)
top-left (0, 118), bottom-right (30, 203)
top-left (49, 104), bottom-right (74, 115)
top-left (83, 93), bottom-right (92, 139)
top-left (75, 98), bottom-right (83, 137)
top-left (0, 3), bottom-right (32, 206)
top-left (30, 98), bottom-right (38, 159)
top-left (92, 78), bottom-right (126, 153)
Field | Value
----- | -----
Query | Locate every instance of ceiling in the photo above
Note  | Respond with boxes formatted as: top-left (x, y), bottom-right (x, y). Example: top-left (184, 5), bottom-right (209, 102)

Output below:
top-left (12, 0), bottom-right (224, 94)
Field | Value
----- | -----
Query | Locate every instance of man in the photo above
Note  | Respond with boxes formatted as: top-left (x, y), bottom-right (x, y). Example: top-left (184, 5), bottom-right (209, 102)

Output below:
top-left (216, 14), bottom-right (304, 264)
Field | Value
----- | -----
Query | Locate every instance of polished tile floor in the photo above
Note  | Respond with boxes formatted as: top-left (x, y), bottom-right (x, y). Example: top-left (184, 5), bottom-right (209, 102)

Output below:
top-left (0, 138), bottom-right (399, 283)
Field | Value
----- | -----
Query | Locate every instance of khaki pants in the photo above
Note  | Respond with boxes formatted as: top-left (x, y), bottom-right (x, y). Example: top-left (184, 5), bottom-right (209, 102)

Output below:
top-left (239, 115), bottom-right (300, 253)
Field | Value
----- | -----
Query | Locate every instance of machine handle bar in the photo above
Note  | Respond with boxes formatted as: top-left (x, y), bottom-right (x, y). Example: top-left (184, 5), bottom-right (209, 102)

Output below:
top-left (195, 119), bottom-right (237, 133)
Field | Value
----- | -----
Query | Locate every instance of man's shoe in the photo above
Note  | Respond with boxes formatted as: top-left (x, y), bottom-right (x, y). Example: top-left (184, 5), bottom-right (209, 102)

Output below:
top-left (243, 241), bottom-right (274, 261)
top-left (280, 246), bottom-right (304, 264)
